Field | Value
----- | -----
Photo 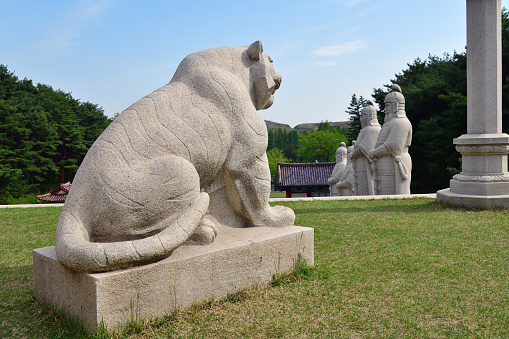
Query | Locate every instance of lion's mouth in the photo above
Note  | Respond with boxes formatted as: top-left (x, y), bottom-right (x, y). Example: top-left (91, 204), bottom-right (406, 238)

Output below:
top-left (255, 77), bottom-right (279, 110)
top-left (263, 94), bottom-right (275, 109)
top-left (269, 84), bottom-right (276, 95)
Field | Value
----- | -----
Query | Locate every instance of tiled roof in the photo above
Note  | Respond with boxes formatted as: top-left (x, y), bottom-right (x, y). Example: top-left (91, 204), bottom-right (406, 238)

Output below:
top-left (277, 162), bottom-right (335, 188)
top-left (37, 182), bottom-right (72, 203)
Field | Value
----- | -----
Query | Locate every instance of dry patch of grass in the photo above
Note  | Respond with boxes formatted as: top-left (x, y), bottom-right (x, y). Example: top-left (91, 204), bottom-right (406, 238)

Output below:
top-left (2, 199), bottom-right (509, 338)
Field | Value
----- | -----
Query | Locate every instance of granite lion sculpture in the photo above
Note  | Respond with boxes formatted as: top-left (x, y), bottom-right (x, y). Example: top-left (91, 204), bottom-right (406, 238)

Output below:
top-left (55, 41), bottom-right (295, 272)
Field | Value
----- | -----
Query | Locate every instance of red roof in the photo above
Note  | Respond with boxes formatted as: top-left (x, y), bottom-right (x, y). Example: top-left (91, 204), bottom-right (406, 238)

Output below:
top-left (277, 162), bottom-right (335, 188)
top-left (37, 182), bottom-right (72, 203)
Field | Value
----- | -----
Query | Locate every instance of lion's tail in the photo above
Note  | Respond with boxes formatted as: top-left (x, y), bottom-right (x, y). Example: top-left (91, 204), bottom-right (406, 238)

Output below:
top-left (55, 192), bottom-right (209, 272)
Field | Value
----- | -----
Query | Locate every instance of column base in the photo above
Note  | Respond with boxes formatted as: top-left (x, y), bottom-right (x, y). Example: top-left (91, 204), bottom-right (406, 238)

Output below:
top-left (439, 133), bottom-right (509, 209)
top-left (449, 179), bottom-right (509, 196)
top-left (437, 188), bottom-right (509, 209)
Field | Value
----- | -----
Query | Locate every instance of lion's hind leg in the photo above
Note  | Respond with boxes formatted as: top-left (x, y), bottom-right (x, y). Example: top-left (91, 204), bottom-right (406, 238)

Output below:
top-left (93, 151), bottom-right (206, 239)
top-left (56, 153), bottom-right (212, 272)
top-left (143, 154), bottom-right (217, 245)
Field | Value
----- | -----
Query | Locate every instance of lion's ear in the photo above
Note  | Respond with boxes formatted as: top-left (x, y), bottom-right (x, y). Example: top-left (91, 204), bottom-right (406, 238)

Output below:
top-left (247, 41), bottom-right (263, 61)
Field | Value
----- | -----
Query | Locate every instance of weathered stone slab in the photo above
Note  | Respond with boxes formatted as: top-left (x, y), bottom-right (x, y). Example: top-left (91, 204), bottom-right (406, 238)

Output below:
top-left (33, 225), bottom-right (313, 333)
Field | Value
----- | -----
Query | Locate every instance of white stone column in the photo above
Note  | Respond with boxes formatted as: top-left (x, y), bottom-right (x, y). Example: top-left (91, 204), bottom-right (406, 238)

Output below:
top-left (437, 0), bottom-right (509, 208)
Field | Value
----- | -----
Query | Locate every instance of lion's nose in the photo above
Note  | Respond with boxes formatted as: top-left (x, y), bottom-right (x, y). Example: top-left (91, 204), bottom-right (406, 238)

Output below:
top-left (274, 72), bottom-right (282, 90)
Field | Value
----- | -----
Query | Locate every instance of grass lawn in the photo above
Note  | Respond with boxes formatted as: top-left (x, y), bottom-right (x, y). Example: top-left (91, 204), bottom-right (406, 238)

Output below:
top-left (1, 198), bottom-right (509, 338)
top-left (269, 191), bottom-right (287, 198)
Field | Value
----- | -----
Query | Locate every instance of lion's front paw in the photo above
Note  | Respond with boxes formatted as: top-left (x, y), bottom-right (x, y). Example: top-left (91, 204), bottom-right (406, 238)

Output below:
top-left (261, 205), bottom-right (295, 227)
top-left (189, 218), bottom-right (217, 244)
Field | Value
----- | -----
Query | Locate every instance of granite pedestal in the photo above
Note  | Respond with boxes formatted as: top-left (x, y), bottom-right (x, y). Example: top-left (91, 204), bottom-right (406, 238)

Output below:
top-left (33, 225), bottom-right (313, 333)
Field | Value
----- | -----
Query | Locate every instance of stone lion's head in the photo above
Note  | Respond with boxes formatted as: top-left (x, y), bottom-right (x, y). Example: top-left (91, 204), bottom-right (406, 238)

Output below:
top-left (247, 41), bottom-right (282, 110)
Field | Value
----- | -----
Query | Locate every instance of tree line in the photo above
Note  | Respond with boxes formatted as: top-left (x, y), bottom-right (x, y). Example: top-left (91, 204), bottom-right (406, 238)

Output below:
top-left (0, 65), bottom-right (111, 202)
top-left (0, 62), bottom-right (350, 202)
top-left (266, 123), bottom-right (349, 179)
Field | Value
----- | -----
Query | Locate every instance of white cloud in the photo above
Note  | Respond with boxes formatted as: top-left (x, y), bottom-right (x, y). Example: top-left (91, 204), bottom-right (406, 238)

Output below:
top-left (37, 0), bottom-right (118, 59)
top-left (316, 61), bottom-right (338, 67)
top-left (77, 0), bottom-right (117, 20)
top-left (311, 40), bottom-right (368, 57)
top-left (335, 0), bottom-right (369, 6)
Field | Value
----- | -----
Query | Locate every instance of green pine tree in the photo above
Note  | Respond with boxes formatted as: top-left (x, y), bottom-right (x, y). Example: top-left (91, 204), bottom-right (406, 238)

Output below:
top-left (345, 94), bottom-right (367, 142)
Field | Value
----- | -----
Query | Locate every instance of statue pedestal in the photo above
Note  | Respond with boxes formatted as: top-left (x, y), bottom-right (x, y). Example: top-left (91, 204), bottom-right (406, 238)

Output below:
top-left (33, 226), bottom-right (313, 334)
top-left (437, 134), bottom-right (509, 208)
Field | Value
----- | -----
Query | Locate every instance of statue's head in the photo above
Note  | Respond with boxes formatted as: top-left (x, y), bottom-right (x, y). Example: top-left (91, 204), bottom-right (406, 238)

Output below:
top-left (361, 100), bottom-right (378, 127)
top-left (384, 84), bottom-right (405, 119)
top-left (347, 140), bottom-right (355, 159)
top-left (173, 40), bottom-right (282, 112)
top-left (246, 41), bottom-right (283, 110)
top-left (336, 142), bottom-right (347, 162)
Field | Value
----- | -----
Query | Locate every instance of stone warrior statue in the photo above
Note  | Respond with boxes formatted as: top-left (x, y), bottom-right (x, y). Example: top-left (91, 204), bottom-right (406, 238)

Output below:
top-left (368, 84), bottom-right (412, 195)
top-left (350, 100), bottom-right (381, 195)
top-left (328, 142), bottom-right (348, 196)
top-left (336, 141), bottom-right (356, 196)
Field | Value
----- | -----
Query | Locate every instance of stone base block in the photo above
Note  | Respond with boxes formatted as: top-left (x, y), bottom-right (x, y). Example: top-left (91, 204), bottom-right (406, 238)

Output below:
top-left (33, 226), bottom-right (313, 333)
top-left (436, 188), bottom-right (509, 209)
top-left (449, 179), bottom-right (509, 196)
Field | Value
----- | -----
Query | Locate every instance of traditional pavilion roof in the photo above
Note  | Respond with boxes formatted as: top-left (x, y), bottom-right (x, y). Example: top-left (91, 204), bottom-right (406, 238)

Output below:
top-left (277, 162), bottom-right (335, 188)
top-left (37, 182), bottom-right (72, 203)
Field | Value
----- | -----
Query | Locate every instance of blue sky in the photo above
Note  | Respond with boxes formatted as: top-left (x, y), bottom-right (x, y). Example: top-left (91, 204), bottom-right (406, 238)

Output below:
top-left (2, 0), bottom-right (509, 128)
